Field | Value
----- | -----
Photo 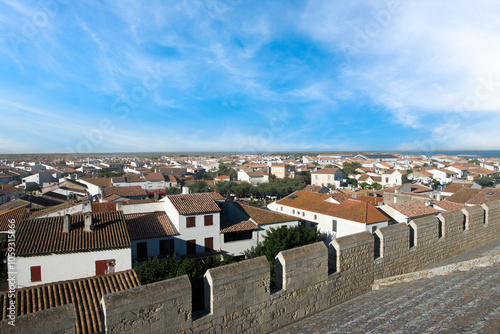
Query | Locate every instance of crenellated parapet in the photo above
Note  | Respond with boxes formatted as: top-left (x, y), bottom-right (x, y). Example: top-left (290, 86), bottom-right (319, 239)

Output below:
top-left (7, 201), bottom-right (500, 333)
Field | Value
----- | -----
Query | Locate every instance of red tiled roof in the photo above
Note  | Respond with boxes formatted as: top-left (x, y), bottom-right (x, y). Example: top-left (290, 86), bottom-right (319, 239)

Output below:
top-left (0, 205), bottom-right (27, 231)
top-left (447, 188), bottom-right (483, 204)
top-left (466, 188), bottom-right (500, 205)
top-left (234, 202), bottom-right (298, 225)
top-left (16, 211), bottom-right (131, 256)
top-left (356, 195), bottom-right (384, 206)
top-left (220, 220), bottom-right (258, 234)
top-left (92, 202), bottom-right (117, 213)
top-left (143, 172), bottom-right (165, 182)
top-left (277, 191), bottom-right (389, 224)
top-left (0, 269), bottom-right (140, 334)
top-left (312, 168), bottom-right (341, 175)
top-left (167, 193), bottom-right (221, 215)
top-left (441, 182), bottom-right (473, 194)
top-left (388, 201), bottom-right (440, 218)
top-left (103, 186), bottom-right (148, 198)
top-left (79, 177), bottom-right (112, 188)
top-left (431, 200), bottom-right (465, 211)
top-left (125, 211), bottom-right (178, 240)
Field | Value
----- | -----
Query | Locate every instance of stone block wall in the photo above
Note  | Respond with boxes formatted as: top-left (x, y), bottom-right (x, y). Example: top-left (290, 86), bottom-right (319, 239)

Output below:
top-left (20, 201), bottom-right (500, 333)
top-left (0, 304), bottom-right (75, 334)
top-left (102, 275), bottom-right (192, 334)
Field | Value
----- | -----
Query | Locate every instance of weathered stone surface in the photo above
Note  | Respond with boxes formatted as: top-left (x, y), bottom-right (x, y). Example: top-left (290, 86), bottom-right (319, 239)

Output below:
top-left (0, 304), bottom-right (75, 334)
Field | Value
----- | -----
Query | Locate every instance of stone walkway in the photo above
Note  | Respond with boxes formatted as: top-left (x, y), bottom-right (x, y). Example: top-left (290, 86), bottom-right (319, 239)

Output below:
top-left (274, 239), bottom-right (500, 334)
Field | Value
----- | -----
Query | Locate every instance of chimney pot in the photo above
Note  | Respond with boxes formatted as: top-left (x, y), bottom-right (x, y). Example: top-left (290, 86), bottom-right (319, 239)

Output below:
top-left (63, 214), bottom-right (71, 232)
top-left (84, 213), bottom-right (93, 232)
top-left (182, 186), bottom-right (190, 195)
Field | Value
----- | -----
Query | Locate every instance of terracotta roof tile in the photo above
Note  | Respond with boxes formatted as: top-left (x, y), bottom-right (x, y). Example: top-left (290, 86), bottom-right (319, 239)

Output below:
top-left (220, 220), bottom-right (258, 234)
top-left (466, 188), bottom-right (500, 205)
top-left (388, 201), bottom-right (440, 218)
top-left (16, 211), bottom-right (131, 256)
top-left (233, 202), bottom-right (297, 225)
top-left (79, 177), bottom-right (112, 188)
top-left (167, 193), bottom-right (221, 215)
top-left (430, 200), bottom-right (465, 211)
top-left (277, 191), bottom-right (389, 224)
top-left (0, 269), bottom-right (140, 334)
top-left (103, 186), bottom-right (148, 198)
top-left (447, 188), bottom-right (483, 204)
top-left (441, 182), bottom-right (473, 194)
top-left (0, 205), bottom-right (27, 231)
top-left (125, 211), bottom-right (178, 240)
top-left (312, 168), bottom-right (342, 175)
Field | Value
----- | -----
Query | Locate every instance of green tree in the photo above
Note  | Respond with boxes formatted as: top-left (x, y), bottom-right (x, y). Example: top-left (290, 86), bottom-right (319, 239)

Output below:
top-left (431, 179), bottom-right (441, 190)
top-left (187, 180), bottom-right (210, 193)
top-left (359, 182), bottom-right (368, 189)
top-left (324, 164), bottom-right (334, 168)
top-left (347, 178), bottom-right (358, 187)
top-left (342, 162), bottom-right (361, 176)
top-left (244, 226), bottom-right (322, 285)
top-left (474, 176), bottom-right (494, 188)
top-left (371, 182), bottom-right (382, 190)
top-left (468, 159), bottom-right (481, 166)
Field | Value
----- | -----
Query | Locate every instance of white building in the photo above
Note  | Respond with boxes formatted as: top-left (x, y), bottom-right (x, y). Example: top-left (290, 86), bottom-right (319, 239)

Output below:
top-left (220, 202), bottom-right (300, 256)
top-left (163, 193), bottom-right (222, 256)
top-left (268, 190), bottom-right (390, 242)
top-left (13, 212), bottom-right (132, 288)
top-left (311, 168), bottom-right (346, 189)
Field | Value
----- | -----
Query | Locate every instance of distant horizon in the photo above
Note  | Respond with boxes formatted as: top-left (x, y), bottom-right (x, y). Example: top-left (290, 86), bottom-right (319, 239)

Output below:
top-left (1, 149), bottom-right (500, 158)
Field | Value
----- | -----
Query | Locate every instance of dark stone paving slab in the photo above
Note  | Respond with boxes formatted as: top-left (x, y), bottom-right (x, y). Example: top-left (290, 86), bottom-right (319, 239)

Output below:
top-left (274, 261), bottom-right (500, 333)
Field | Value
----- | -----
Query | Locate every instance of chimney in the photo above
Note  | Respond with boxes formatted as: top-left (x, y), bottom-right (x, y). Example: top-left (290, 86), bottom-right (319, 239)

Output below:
top-left (84, 213), bottom-right (93, 232)
top-left (63, 214), bottom-right (71, 233)
top-left (182, 186), bottom-right (190, 195)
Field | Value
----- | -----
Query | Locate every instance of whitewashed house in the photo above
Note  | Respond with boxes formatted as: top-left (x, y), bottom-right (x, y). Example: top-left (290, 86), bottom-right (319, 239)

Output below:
top-left (268, 190), bottom-right (390, 241)
top-left (163, 193), bottom-right (222, 256)
top-left (311, 168), bottom-right (346, 189)
top-left (13, 211), bottom-right (132, 288)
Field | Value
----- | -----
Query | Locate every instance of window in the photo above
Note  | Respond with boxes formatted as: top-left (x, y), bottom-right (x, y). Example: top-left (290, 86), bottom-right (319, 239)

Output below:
top-left (95, 260), bottom-right (108, 276)
top-left (302, 212), bottom-right (305, 217)
top-left (160, 239), bottom-right (174, 255)
top-left (332, 220), bottom-right (337, 232)
top-left (292, 210), bottom-right (295, 214)
top-left (314, 215), bottom-right (317, 220)
top-left (137, 242), bottom-right (148, 258)
top-left (204, 215), bottom-right (213, 226)
top-left (187, 239), bottom-right (196, 254)
top-left (186, 216), bottom-right (196, 228)
top-left (280, 207), bottom-right (283, 212)
top-left (204, 237), bottom-right (214, 252)
top-left (224, 231), bottom-right (253, 242)
top-left (30, 266), bottom-right (41, 282)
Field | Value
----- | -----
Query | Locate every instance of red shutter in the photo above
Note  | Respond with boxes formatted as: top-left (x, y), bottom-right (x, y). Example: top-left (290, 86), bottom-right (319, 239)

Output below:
top-left (95, 260), bottom-right (108, 276)
top-left (204, 215), bottom-right (213, 226)
top-left (186, 217), bottom-right (196, 228)
top-left (30, 266), bottom-right (41, 282)
top-left (204, 237), bottom-right (214, 252)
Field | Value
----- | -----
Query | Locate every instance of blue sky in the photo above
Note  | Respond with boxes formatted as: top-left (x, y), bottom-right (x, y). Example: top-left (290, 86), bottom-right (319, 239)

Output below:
top-left (1, 0), bottom-right (500, 154)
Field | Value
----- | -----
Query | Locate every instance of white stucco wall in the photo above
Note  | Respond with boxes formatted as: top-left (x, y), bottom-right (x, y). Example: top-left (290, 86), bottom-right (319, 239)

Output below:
top-left (270, 203), bottom-right (388, 239)
top-left (164, 198), bottom-right (221, 255)
top-left (14, 248), bottom-right (131, 288)
top-left (131, 237), bottom-right (176, 259)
